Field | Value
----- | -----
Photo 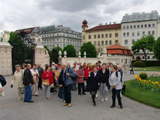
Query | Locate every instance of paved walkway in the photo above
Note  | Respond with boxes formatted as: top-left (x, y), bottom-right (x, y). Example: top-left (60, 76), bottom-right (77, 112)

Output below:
top-left (0, 71), bottom-right (159, 120)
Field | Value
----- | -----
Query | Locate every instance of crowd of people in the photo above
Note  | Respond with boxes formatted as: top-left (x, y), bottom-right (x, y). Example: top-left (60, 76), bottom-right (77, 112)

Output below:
top-left (8, 61), bottom-right (127, 109)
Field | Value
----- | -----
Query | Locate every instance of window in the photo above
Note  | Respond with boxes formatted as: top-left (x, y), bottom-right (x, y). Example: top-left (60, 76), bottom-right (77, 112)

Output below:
top-left (130, 25), bottom-right (132, 29)
top-left (115, 33), bottom-right (118, 37)
top-left (123, 33), bottom-right (126, 37)
top-left (102, 41), bottom-right (104, 45)
top-left (137, 25), bottom-right (139, 28)
top-left (152, 24), bottom-right (155, 27)
top-left (148, 56), bottom-right (150, 59)
top-left (115, 40), bottom-right (118, 44)
top-left (106, 41), bottom-right (108, 45)
top-left (132, 32), bottom-right (135, 36)
top-left (145, 24), bottom-right (147, 28)
top-left (134, 25), bottom-right (136, 28)
top-left (121, 58), bottom-right (123, 63)
top-left (98, 34), bottom-right (100, 38)
top-left (98, 41), bottom-right (100, 46)
top-left (153, 56), bottom-right (155, 59)
top-left (109, 40), bottom-right (112, 45)
top-left (148, 31), bottom-right (150, 35)
top-left (123, 26), bottom-right (125, 29)
top-left (94, 35), bottom-right (96, 39)
top-left (132, 39), bottom-right (135, 44)
top-left (125, 40), bottom-right (128, 45)
top-left (142, 31), bottom-right (145, 36)
top-left (137, 32), bottom-right (140, 36)
top-left (127, 32), bottom-right (129, 37)
top-left (83, 35), bottom-right (85, 39)
top-left (141, 25), bottom-right (143, 28)
top-left (148, 24), bottom-right (151, 27)
top-left (127, 26), bottom-right (129, 29)
top-left (88, 35), bottom-right (91, 39)
top-left (105, 34), bottom-right (108, 38)
top-left (152, 31), bottom-right (155, 35)
top-left (63, 44), bottom-right (65, 48)
top-left (109, 33), bottom-right (112, 38)
top-left (101, 34), bottom-right (104, 38)
top-left (63, 39), bottom-right (65, 42)
top-left (94, 41), bottom-right (96, 46)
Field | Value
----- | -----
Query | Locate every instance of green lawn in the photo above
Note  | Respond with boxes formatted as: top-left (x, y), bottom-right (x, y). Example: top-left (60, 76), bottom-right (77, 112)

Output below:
top-left (124, 78), bottom-right (160, 109)
top-left (134, 66), bottom-right (160, 71)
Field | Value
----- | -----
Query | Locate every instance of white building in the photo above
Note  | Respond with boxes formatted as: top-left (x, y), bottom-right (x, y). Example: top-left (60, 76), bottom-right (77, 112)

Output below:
top-left (35, 25), bottom-right (82, 54)
top-left (121, 11), bottom-right (160, 61)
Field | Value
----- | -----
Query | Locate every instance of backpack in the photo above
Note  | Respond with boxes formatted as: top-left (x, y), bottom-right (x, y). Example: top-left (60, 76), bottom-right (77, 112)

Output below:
top-left (0, 75), bottom-right (7, 87)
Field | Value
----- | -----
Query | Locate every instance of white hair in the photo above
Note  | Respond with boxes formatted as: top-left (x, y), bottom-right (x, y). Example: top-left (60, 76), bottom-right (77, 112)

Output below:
top-left (63, 62), bottom-right (67, 66)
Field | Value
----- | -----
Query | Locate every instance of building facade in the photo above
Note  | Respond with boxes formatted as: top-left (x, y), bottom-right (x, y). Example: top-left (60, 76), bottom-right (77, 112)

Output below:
top-left (36, 25), bottom-right (82, 54)
top-left (121, 10), bottom-right (160, 61)
top-left (82, 20), bottom-right (121, 53)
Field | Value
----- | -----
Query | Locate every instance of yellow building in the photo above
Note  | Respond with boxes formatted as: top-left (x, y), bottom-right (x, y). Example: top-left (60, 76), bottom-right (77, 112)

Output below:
top-left (82, 20), bottom-right (121, 53)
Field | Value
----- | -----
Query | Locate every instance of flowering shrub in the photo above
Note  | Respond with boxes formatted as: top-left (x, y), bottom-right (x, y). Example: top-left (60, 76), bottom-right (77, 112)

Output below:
top-left (134, 75), bottom-right (160, 92)
top-left (139, 73), bottom-right (148, 79)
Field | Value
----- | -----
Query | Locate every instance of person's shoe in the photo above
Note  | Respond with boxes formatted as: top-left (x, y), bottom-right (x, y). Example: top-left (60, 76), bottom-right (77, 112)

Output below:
top-left (120, 105), bottom-right (123, 109)
top-left (47, 97), bottom-right (51, 100)
top-left (18, 97), bottom-right (22, 101)
top-left (101, 98), bottom-right (104, 102)
top-left (93, 102), bottom-right (96, 106)
top-left (63, 103), bottom-right (68, 106)
top-left (35, 94), bottom-right (39, 96)
top-left (63, 100), bottom-right (66, 103)
top-left (110, 105), bottom-right (115, 108)
top-left (82, 93), bottom-right (86, 95)
top-left (104, 98), bottom-right (108, 102)
top-left (60, 99), bottom-right (63, 102)
top-left (68, 103), bottom-right (71, 107)
top-left (27, 101), bottom-right (34, 103)
top-left (79, 93), bottom-right (82, 95)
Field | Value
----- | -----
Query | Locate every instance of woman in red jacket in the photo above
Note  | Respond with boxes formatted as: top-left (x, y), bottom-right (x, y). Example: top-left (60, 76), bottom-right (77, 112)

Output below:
top-left (41, 65), bottom-right (54, 100)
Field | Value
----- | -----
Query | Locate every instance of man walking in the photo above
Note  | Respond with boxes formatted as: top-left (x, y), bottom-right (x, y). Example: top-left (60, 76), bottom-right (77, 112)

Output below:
top-left (23, 64), bottom-right (34, 103)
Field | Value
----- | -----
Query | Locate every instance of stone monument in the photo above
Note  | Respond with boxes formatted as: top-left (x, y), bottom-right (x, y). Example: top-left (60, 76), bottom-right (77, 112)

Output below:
top-left (34, 34), bottom-right (49, 69)
top-left (0, 31), bottom-right (12, 75)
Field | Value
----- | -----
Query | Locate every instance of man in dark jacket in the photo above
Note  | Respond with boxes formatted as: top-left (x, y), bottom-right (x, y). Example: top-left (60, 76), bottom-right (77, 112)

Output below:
top-left (98, 63), bottom-right (109, 102)
top-left (23, 64), bottom-right (34, 103)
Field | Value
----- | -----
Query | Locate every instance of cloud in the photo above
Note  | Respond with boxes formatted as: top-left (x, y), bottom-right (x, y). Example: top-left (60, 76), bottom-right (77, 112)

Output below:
top-left (0, 0), bottom-right (160, 32)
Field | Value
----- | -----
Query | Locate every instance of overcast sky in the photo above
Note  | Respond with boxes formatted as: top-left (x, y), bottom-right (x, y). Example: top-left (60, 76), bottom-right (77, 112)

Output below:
top-left (0, 0), bottom-right (160, 32)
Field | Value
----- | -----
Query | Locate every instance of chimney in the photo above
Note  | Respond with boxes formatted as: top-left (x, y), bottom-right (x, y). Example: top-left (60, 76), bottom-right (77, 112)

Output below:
top-left (99, 23), bottom-right (102, 26)
top-left (113, 22), bottom-right (116, 24)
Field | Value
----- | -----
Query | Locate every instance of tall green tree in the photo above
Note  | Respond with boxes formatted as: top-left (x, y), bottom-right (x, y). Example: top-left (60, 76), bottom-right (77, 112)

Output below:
top-left (132, 35), bottom-right (155, 62)
top-left (63, 45), bottom-right (76, 57)
top-left (153, 37), bottom-right (160, 60)
top-left (80, 42), bottom-right (97, 58)
top-left (50, 47), bottom-right (62, 63)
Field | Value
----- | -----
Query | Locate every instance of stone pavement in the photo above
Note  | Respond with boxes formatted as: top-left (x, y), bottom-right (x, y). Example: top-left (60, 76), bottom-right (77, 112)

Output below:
top-left (0, 71), bottom-right (159, 120)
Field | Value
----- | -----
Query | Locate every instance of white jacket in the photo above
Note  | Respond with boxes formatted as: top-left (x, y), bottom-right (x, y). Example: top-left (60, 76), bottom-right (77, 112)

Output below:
top-left (11, 70), bottom-right (24, 88)
top-left (30, 69), bottom-right (39, 82)
top-left (109, 71), bottom-right (122, 90)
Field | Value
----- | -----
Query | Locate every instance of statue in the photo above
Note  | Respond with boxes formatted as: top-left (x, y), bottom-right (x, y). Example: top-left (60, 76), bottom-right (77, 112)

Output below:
top-left (2, 31), bottom-right (10, 42)
top-left (34, 34), bottom-right (42, 45)
top-left (102, 47), bottom-right (107, 54)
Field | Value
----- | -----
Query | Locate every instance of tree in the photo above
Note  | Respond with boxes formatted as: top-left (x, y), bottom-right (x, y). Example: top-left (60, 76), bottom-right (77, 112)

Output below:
top-left (63, 45), bottom-right (76, 57)
top-left (80, 42), bottom-right (97, 58)
top-left (132, 35), bottom-right (155, 62)
top-left (50, 47), bottom-right (62, 63)
top-left (154, 37), bottom-right (160, 60)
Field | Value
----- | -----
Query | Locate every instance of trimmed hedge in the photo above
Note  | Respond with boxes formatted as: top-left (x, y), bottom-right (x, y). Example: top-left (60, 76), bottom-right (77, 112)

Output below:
top-left (133, 61), bottom-right (146, 67)
top-left (132, 60), bottom-right (160, 67)
top-left (139, 73), bottom-right (148, 79)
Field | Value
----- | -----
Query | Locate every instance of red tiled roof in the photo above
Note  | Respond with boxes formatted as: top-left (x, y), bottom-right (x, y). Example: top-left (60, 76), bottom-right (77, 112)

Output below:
top-left (107, 44), bottom-right (130, 50)
top-left (87, 23), bottom-right (121, 31)
top-left (107, 44), bottom-right (132, 56)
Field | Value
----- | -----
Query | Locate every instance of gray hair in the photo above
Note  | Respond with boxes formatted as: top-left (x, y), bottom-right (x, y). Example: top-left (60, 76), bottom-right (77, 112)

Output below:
top-left (63, 62), bottom-right (67, 66)
top-left (15, 64), bottom-right (20, 68)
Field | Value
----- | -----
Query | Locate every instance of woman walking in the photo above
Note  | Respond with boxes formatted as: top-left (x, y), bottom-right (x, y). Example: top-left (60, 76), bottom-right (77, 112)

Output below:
top-left (109, 65), bottom-right (123, 109)
top-left (98, 63), bottom-right (109, 102)
top-left (88, 65), bottom-right (101, 106)
top-left (130, 63), bottom-right (134, 74)
top-left (41, 66), bottom-right (54, 100)
top-left (10, 65), bottom-right (24, 100)
top-left (76, 66), bottom-right (86, 95)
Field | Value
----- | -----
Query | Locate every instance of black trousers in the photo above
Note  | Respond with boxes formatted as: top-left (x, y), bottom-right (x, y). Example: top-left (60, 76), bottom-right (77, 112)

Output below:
top-left (64, 84), bottom-right (72, 104)
top-left (112, 88), bottom-right (122, 106)
top-left (78, 83), bottom-right (85, 94)
top-left (130, 68), bottom-right (134, 74)
top-left (38, 78), bottom-right (42, 89)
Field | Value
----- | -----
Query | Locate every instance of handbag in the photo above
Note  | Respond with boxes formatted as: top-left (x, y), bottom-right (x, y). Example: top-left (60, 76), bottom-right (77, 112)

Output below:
top-left (42, 79), bottom-right (50, 86)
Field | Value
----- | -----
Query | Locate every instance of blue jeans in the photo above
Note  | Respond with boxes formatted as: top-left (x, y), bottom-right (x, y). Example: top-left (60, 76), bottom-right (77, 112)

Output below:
top-left (72, 80), bottom-right (76, 90)
top-left (58, 86), bottom-right (65, 100)
top-left (24, 85), bottom-right (32, 102)
top-left (64, 84), bottom-right (72, 104)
